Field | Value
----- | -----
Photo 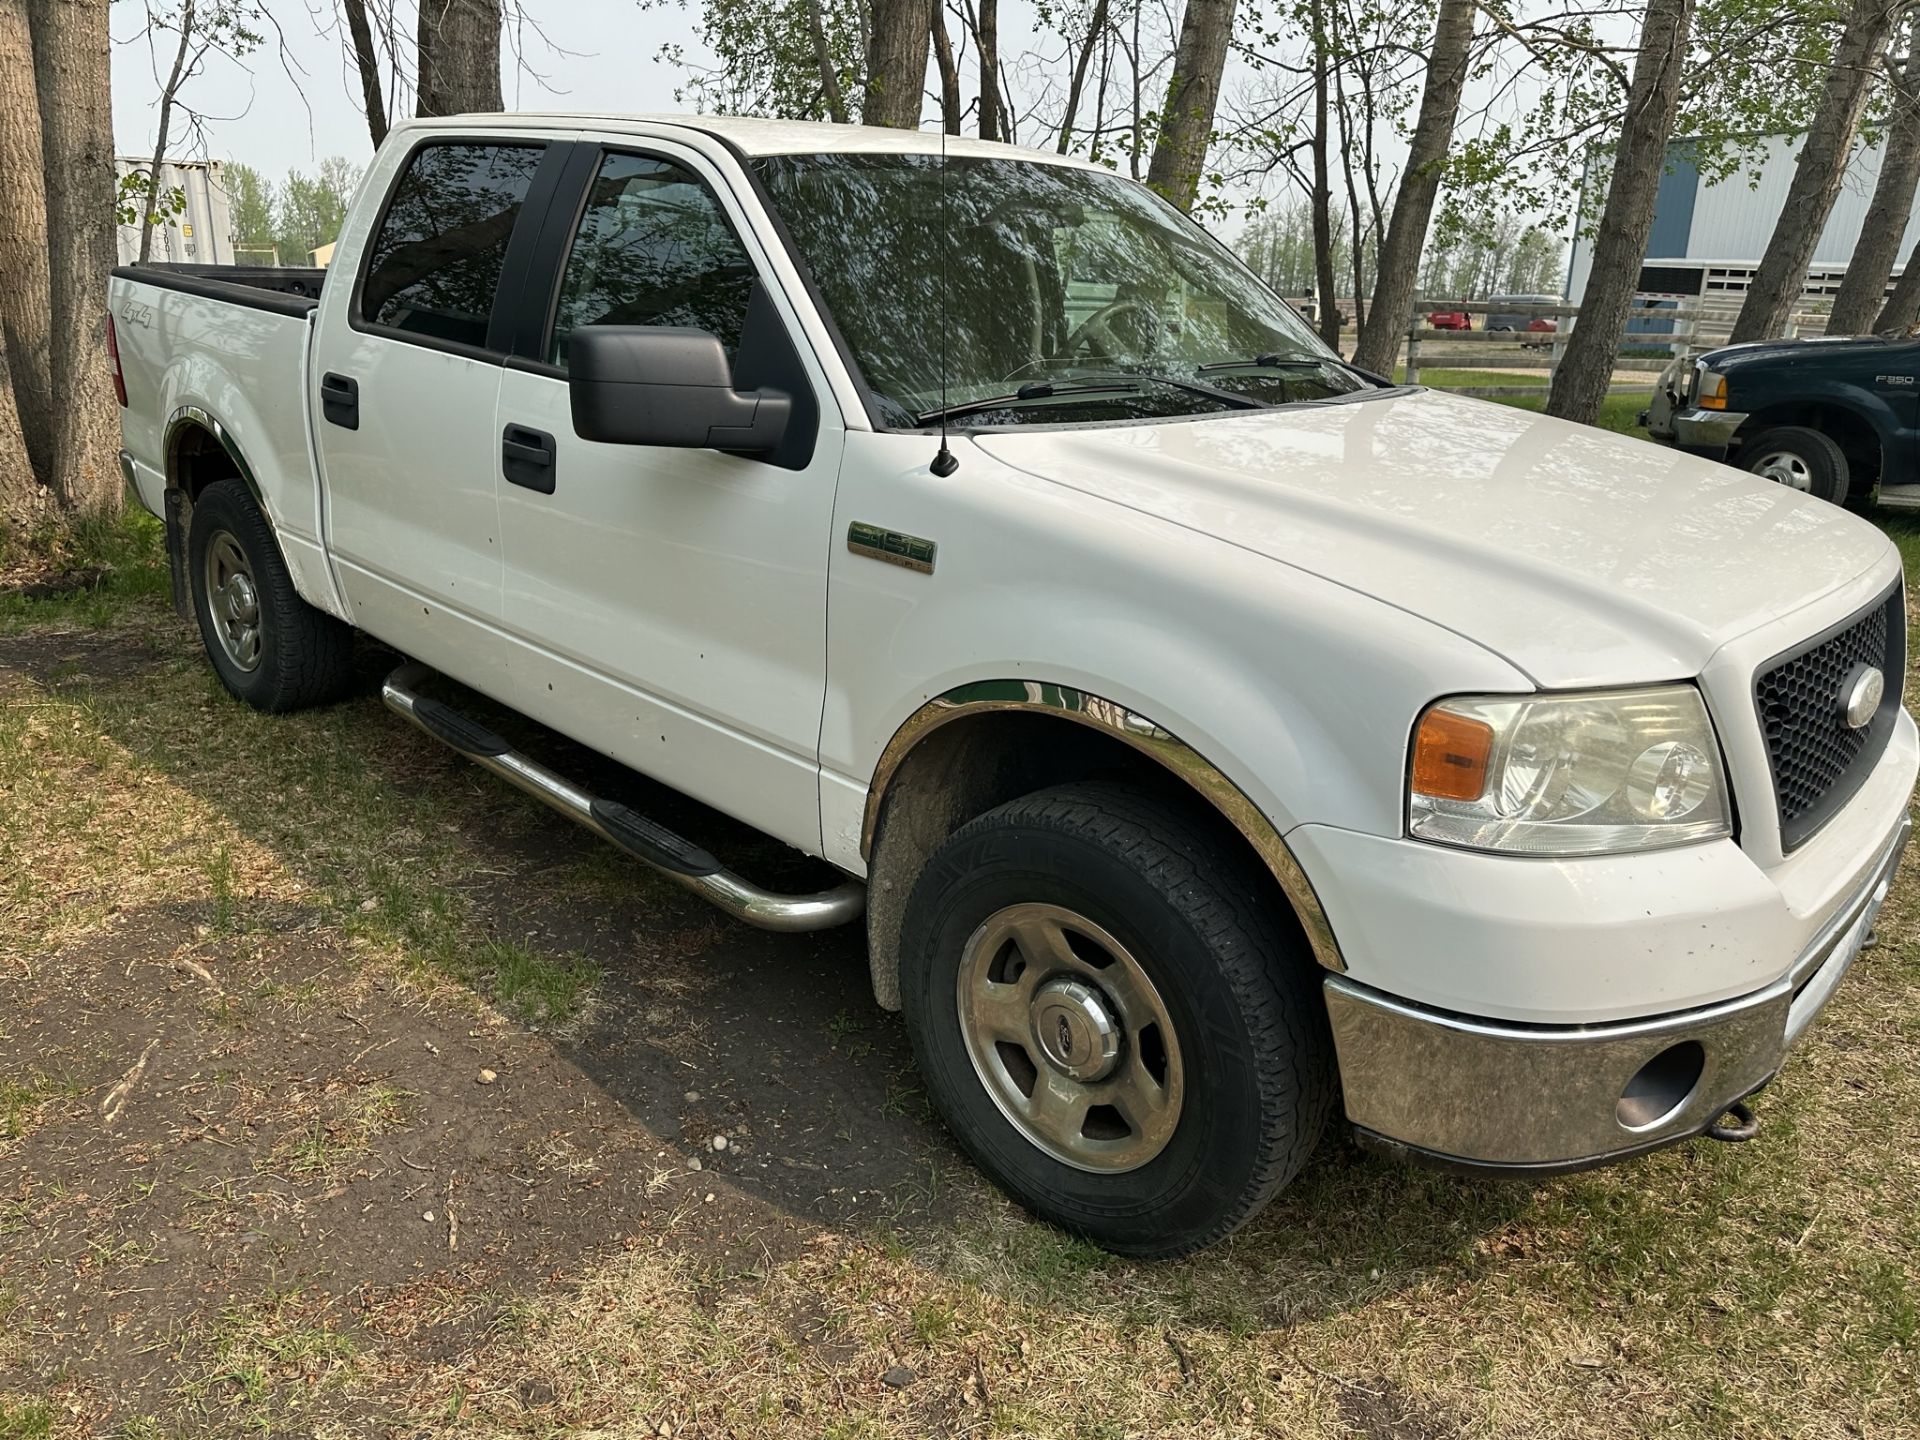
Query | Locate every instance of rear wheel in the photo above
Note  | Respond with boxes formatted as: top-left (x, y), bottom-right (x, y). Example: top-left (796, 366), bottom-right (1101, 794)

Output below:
top-left (899, 782), bottom-right (1335, 1257)
top-left (188, 479), bottom-right (355, 712)
top-left (1741, 425), bottom-right (1849, 504)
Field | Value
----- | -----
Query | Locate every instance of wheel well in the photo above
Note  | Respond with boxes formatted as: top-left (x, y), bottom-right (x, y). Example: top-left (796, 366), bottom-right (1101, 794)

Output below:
top-left (1738, 402), bottom-right (1882, 488)
top-left (862, 710), bottom-right (1316, 1010)
top-left (167, 422), bottom-right (245, 501)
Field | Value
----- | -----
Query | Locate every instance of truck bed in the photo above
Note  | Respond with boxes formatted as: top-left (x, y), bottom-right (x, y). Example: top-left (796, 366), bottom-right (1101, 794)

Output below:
top-left (112, 262), bottom-right (327, 316)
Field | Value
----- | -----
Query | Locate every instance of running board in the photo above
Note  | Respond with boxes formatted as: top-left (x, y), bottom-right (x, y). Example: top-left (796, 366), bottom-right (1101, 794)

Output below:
top-left (380, 662), bottom-right (866, 934)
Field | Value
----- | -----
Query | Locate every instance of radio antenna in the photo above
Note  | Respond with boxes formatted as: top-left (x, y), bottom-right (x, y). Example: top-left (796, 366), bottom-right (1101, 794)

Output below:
top-left (930, 120), bottom-right (959, 477)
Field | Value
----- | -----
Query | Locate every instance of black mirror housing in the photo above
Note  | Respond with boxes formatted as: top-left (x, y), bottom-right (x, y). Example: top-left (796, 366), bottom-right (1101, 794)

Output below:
top-left (568, 326), bottom-right (792, 453)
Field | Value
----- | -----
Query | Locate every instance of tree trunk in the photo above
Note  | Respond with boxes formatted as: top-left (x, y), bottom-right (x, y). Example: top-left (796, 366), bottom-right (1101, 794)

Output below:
top-left (975, 0), bottom-right (1001, 140)
top-left (804, 0), bottom-right (849, 124)
top-left (1350, 0), bottom-right (1475, 376)
top-left (138, 0), bottom-right (194, 266)
top-left (1731, 0), bottom-right (1904, 343)
top-left (929, 1), bottom-right (962, 133)
top-left (1546, 0), bottom-right (1695, 424)
top-left (1830, 39), bottom-right (1920, 331)
top-left (0, 0), bottom-right (53, 484)
top-left (31, 0), bottom-right (120, 516)
top-left (415, 0), bottom-right (502, 118)
top-left (343, 0), bottom-right (390, 147)
top-left (1144, 0), bottom-right (1237, 212)
top-left (1056, 0), bottom-right (1111, 152)
top-left (1308, 0), bottom-right (1339, 349)
top-left (864, 0), bottom-right (930, 127)
top-left (0, 336), bottom-right (48, 531)
top-left (1876, 231), bottom-right (1920, 329)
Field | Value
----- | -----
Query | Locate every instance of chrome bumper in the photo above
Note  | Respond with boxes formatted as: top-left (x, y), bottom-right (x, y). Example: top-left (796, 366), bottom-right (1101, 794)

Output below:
top-left (1669, 407), bottom-right (1748, 453)
top-left (1325, 814), bottom-right (1911, 1173)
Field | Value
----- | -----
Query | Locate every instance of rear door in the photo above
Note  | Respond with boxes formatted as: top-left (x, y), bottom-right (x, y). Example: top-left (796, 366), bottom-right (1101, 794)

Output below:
top-left (489, 139), bottom-right (844, 855)
top-left (311, 137), bottom-right (566, 691)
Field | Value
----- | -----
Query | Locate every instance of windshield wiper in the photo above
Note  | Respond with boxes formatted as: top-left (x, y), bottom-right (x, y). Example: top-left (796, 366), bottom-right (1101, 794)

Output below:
top-left (1196, 353), bottom-right (1392, 387)
top-left (1070, 370), bottom-right (1266, 410)
top-left (916, 380), bottom-right (1147, 426)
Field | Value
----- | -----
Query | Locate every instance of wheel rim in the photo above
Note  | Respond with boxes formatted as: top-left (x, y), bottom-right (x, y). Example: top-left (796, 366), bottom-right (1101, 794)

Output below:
top-left (1752, 449), bottom-right (1815, 493)
top-left (955, 902), bottom-right (1184, 1173)
top-left (203, 530), bottom-right (262, 672)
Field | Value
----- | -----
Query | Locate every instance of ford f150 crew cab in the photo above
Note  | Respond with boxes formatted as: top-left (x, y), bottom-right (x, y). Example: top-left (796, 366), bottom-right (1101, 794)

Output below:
top-left (110, 115), bottom-right (1917, 1258)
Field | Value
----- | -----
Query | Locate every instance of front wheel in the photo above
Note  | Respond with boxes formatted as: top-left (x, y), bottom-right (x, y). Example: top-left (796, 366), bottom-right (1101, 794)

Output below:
top-left (1741, 425), bottom-right (1850, 504)
top-left (899, 782), bottom-right (1335, 1257)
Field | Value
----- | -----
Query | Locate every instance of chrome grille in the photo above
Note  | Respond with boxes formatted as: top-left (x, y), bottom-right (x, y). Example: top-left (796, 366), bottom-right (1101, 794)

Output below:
top-left (1754, 584), bottom-right (1905, 851)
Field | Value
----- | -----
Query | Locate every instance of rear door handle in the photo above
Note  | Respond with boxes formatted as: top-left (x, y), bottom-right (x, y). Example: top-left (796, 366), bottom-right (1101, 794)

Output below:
top-left (320, 372), bottom-right (359, 430)
top-left (502, 423), bottom-right (557, 494)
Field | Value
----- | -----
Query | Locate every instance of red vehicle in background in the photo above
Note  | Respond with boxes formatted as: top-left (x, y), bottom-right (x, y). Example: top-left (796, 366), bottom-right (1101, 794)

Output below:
top-left (1427, 309), bottom-right (1472, 330)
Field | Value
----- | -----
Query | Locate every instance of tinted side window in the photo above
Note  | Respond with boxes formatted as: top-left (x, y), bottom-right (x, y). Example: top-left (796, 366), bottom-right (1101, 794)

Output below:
top-left (359, 143), bottom-right (544, 348)
top-left (548, 153), bottom-right (756, 368)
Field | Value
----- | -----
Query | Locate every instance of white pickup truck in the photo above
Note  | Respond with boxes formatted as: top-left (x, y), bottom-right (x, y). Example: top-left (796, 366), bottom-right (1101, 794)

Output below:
top-left (110, 114), bottom-right (1916, 1257)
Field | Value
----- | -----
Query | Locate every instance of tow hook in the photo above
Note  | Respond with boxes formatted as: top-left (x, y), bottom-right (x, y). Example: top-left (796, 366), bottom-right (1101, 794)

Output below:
top-left (1704, 1099), bottom-right (1760, 1143)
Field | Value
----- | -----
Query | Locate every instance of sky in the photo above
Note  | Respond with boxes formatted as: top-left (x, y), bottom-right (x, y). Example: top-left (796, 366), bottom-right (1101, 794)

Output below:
top-left (110, 0), bottom-right (715, 181)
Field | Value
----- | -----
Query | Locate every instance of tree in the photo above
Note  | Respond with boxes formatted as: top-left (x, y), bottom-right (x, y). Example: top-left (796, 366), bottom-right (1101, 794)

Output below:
top-left (415, 0), bottom-right (502, 116)
top-left (31, 0), bottom-right (120, 516)
top-left (125, 2), bottom-right (266, 264)
top-left (1350, 0), bottom-right (1475, 375)
top-left (1875, 236), bottom-right (1920, 328)
top-left (275, 159), bottom-right (360, 261)
top-left (224, 160), bottom-right (276, 257)
top-left (865, 0), bottom-right (931, 127)
top-left (1145, 0), bottom-right (1239, 211)
top-left (1830, 20), bottom-right (1920, 332)
top-left (1732, 0), bottom-right (1908, 343)
top-left (1548, 0), bottom-right (1696, 425)
top-left (0, 0), bottom-right (53, 486)
top-left (343, 0), bottom-right (390, 147)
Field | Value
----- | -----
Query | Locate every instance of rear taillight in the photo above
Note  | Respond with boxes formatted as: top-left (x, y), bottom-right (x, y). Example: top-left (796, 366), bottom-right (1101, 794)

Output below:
top-left (106, 313), bottom-right (127, 407)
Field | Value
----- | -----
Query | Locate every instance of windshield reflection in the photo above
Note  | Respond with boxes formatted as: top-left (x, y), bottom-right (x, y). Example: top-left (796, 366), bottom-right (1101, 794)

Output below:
top-left (753, 153), bottom-right (1370, 428)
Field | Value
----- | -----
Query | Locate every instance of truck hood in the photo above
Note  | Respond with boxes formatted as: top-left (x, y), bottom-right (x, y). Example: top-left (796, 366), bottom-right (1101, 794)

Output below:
top-left (971, 388), bottom-right (1894, 687)
top-left (1705, 334), bottom-right (1918, 371)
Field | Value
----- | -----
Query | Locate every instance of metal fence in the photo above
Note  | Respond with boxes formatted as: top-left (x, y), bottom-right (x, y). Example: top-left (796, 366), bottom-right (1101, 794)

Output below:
top-left (1346, 296), bottom-right (1831, 399)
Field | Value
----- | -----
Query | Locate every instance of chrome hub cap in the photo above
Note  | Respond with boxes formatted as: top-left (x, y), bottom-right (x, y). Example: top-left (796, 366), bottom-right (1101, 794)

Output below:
top-left (1753, 450), bottom-right (1814, 492)
top-left (204, 531), bottom-right (262, 672)
top-left (956, 902), bottom-right (1184, 1172)
top-left (1030, 977), bottom-right (1121, 1083)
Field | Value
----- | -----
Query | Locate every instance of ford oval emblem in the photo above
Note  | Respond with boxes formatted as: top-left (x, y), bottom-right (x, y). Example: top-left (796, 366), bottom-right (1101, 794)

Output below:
top-left (1842, 665), bottom-right (1884, 730)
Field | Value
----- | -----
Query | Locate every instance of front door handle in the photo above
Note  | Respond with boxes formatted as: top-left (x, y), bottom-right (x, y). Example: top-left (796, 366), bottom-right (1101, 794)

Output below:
top-left (320, 372), bottom-right (359, 430)
top-left (502, 423), bottom-right (557, 494)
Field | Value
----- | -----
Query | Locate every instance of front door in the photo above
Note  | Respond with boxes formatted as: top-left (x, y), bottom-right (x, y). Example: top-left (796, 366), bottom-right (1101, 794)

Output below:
top-left (492, 143), bottom-right (845, 856)
top-left (311, 138), bottom-right (557, 693)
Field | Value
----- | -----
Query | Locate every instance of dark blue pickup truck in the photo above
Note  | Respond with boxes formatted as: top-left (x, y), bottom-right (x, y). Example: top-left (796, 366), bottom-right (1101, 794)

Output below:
top-left (1644, 335), bottom-right (1920, 507)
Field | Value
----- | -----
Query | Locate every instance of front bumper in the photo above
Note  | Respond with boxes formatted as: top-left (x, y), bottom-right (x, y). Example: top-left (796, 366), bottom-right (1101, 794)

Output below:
top-left (1325, 813), bottom-right (1910, 1173)
top-left (1669, 407), bottom-right (1749, 454)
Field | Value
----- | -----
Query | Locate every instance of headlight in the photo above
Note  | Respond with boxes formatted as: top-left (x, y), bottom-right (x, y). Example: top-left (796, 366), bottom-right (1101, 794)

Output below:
top-left (1408, 686), bottom-right (1731, 856)
top-left (1694, 367), bottom-right (1729, 410)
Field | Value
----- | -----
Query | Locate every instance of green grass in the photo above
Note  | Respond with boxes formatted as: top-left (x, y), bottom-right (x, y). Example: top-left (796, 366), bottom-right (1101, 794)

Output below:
top-left (0, 507), bottom-right (170, 632)
top-left (0, 1398), bottom-right (53, 1440)
top-left (1488, 391), bottom-right (1648, 436)
top-left (1395, 365), bottom-right (1550, 389)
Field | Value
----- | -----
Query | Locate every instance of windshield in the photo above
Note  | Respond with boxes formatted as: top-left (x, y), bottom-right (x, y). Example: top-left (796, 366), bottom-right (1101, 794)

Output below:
top-left (753, 153), bottom-right (1369, 427)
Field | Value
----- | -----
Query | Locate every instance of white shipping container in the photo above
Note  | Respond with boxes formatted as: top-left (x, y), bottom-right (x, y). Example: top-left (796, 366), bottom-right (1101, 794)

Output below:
top-left (115, 156), bottom-right (237, 267)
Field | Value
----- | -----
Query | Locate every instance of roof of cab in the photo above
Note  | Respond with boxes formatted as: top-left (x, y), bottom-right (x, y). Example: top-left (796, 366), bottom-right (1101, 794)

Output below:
top-left (392, 111), bottom-right (1107, 170)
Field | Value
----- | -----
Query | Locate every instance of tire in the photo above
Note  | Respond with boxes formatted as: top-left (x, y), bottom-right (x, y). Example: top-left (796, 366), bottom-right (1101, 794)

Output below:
top-left (899, 782), bottom-right (1335, 1257)
top-left (188, 479), bottom-right (355, 712)
top-left (1741, 425), bottom-right (1849, 504)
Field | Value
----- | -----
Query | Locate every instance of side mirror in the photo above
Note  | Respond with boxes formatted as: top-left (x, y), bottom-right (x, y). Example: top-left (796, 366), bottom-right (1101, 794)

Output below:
top-left (567, 326), bottom-right (792, 454)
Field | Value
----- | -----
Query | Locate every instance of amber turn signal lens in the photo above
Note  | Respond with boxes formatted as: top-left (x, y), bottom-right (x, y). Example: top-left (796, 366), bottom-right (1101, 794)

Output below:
top-left (1412, 707), bottom-right (1495, 802)
top-left (1696, 373), bottom-right (1727, 410)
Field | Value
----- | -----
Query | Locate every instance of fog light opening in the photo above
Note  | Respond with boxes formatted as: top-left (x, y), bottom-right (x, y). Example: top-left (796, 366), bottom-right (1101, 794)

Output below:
top-left (1616, 1040), bottom-right (1706, 1132)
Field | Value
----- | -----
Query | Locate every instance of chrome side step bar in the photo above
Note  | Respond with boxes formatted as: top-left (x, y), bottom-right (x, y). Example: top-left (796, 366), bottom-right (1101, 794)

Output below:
top-left (380, 662), bottom-right (866, 933)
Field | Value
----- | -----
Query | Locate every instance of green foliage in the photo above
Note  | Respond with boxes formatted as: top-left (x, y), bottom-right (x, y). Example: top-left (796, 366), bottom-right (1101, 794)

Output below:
top-left (222, 161), bottom-right (277, 259)
top-left (273, 158), bottom-right (362, 264)
top-left (641, 0), bottom-right (866, 120)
